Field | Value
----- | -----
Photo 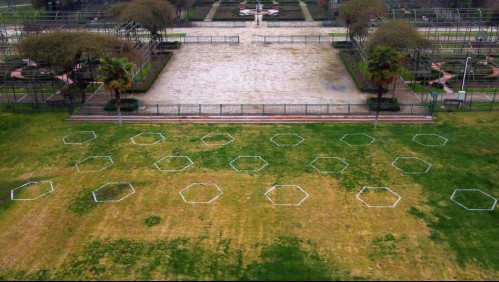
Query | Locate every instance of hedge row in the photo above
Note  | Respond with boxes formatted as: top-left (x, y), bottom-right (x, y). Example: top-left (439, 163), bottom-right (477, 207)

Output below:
top-left (104, 98), bottom-right (140, 112)
top-left (131, 52), bottom-right (173, 93)
top-left (338, 50), bottom-right (373, 92)
top-left (367, 97), bottom-right (401, 111)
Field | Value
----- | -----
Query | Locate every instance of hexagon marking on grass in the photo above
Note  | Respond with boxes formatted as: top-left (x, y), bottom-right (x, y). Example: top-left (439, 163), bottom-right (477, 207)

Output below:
top-left (62, 131), bottom-right (96, 145)
top-left (130, 132), bottom-right (165, 145)
top-left (179, 183), bottom-right (223, 204)
top-left (270, 133), bottom-right (305, 147)
top-left (412, 134), bottom-right (448, 147)
top-left (450, 189), bottom-right (497, 211)
top-left (11, 181), bottom-right (54, 201)
top-left (392, 157), bottom-right (432, 174)
top-left (230, 156), bottom-right (269, 173)
top-left (340, 133), bottom-right (375, 146)
top-left (356, 186), bottom-right (401, 208)
top-left (265, 185), bottom-right (309, 206)
top-left (310, 157), bottom-right (349, 174)
top-left (154, 156), bottom-right (193, 172)
top-left (76, 156), bottom-right (114, 173)
top-left (201, 133), bottom-right (234, 146)
top-left (92, 182), bottom-right (135, 203)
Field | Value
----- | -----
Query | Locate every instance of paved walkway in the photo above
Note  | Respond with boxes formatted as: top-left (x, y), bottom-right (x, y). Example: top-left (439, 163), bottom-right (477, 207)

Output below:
top-left (204, 0), bottom-right (221, 21)
top-left (298, 1), bottom-right (313, 21)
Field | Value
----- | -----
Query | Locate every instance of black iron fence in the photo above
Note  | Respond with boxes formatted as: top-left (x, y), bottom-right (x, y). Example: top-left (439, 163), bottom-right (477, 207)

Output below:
top-left (164, 35), bottom-right (240, 44)
top-left (3, 101), bottom-right (498, 115)
top-left (69, 103), bottom-right (430, 116)
top-left (252, 35), bottom-right (332, 44)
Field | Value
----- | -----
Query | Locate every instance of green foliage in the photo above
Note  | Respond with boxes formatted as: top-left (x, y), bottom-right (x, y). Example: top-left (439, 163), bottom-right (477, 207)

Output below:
top-left (367, 46), bottom-right (402, 89)
top-left (144, 215), bottom-right (162, 227)
top-left (340, 0), bottom-right (385, 39)
top-left (366, 97), bottom-right (400, 111)
top-left (18, 31), bottom-right (138, 69)
top-left (367, 20), bottom-right (431, 53)
top-left (132, 52), bottom-right (173, 93)
top-left (104, 98), bottom-right (141, 112)
top-left (109, 0), bottom-right (175, 36)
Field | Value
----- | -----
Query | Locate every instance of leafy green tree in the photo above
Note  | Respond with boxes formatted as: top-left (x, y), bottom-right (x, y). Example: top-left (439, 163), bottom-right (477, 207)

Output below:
top-left (18, 31), bottom-right (138, 103)
top-left (367, 46), bottom-right (402, 129)
top-left (109, 0), bottom-right (175, 41)
top-left (340, 0), bottom-right (385, 41)
top-left (98, 57), bottom-right (135, 126)
top-left (367, 20), bottom-right (431, 53)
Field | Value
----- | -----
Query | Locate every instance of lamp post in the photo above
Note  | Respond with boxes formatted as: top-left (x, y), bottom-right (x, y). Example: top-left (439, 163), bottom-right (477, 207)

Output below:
top-left (256, 0), bottom-right (260, 26)
top-left (461, 56), bottom-right (472, 91)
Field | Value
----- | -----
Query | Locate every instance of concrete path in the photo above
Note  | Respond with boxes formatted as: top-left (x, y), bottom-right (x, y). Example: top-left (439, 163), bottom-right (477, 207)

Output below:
top-left (298, 1), bottom-right (314, 21)
top-left (204, 0), bottom-right (221, 22)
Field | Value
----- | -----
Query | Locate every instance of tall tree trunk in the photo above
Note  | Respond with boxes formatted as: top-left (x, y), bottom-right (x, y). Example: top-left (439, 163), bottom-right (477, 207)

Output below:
top-left (114, 88), bottom-right (122, 126)
top-left (374, 85), bottom-right (382, 129)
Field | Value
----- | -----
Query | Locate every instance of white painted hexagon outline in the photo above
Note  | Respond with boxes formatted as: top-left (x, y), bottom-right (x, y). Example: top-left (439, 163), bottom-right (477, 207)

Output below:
top-left (450, 189), bottom-right (497, 211)
top-left (92, 182), bottom-right (135, 203)
top-left (62, 131), bottom-right (97, 145)
top-left (229, 156), bottom-right (269, 173)
top-left (130, 132), bottom-right (165, 145)
top-left (392, 157), bottom-right (432, 174)
top-left (154, 155), bottom-right (193, 172)
top-left (179, 183), bottom-right (223, 204)
top-left (310, 157), bottom-right (349, 173)
top-left (356, 186), bottom-right (401, 208)
top-left (265, 185), bottom-right (309, 206)
top-left (200, 133), bottom-right (235, 146)
top-left (76, 156), bottom-right (114, 173)
top-left (10, 181), bottom-right (54, 201)
top-left (270, 133), bottom-right (305, 147)
top-left (412, 134), bottom-right (448, 147)
top-left (340, 133), bottom-right (375, 146)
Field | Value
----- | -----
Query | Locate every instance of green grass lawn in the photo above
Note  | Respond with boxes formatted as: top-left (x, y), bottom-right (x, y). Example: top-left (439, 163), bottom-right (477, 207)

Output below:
top-left (0, 111), bottom-right (497, 280)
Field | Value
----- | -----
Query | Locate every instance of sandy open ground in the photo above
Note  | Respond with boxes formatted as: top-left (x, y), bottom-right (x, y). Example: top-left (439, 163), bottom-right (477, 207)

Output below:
top-left (141, 25), bottom-right (367, 104)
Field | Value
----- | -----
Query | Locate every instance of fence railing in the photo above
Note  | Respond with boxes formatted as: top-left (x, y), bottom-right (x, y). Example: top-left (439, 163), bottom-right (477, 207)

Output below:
top-left (252, 35), bottom-right (332, 44)
top-left (165, 35), bottom-right (240, 44)
top-left (3, 101), bottom-right (498, 115)
top-left (67, 103), bottom-right (431, 116)
top-left (267, 21), bottom-right (343, 28)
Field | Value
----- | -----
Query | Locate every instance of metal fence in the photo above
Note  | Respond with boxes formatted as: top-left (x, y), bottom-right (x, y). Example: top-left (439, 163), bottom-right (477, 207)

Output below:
top-left (67, 103), bottom-right (431, 116)
top-left (267, 21), bottom-right (342, 28)
top-left (165, 35), bottom-right (240, 44)
top-left (252, 35), bottom-right (332, 44)
top-left (4, 101), bottom-right (499, 115)
top-left (173, 21), bottom-right (247, 28)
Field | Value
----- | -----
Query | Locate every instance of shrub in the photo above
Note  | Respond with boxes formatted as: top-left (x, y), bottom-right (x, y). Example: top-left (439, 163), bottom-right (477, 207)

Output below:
top-left (431, 82), bottom-right (444, 89)
top-left (144, 215), bottom-right (162, 227)
top-left (332, 41), bottom-right (352, 49)
top-left (157, 41), bottom-right (181, 50)
top-left (104, 98), bottom-right (141, 112)
top-left (367, 97), bottom-right (401, 111)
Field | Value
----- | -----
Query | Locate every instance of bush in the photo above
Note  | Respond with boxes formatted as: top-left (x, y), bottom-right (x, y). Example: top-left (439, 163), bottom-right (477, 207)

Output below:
top-left (431, 82), bottom-right (444, 89)
top-left (104, 98), bottom-right (140, 112)
top-left (144, 215), bottom-right (162, 227)
top-left (332, 41), bottom-right (352, 49)
top-left (367, 97), bottom-right (401, 111)
top-left (157, 41), bottom-right (181, 50)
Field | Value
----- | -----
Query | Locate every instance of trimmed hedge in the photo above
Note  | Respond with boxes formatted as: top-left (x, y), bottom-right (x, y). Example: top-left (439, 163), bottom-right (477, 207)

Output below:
top-left (367, 97), bottom-right (401, 111)
top-left (332, 41), bottom-right (352, 49)
top-left (131, 52), bottom-right (173, 93)
top-left (157, 41), bottom-right (181, 49)
top-left (104, 98), bottom-right (141, 112)
top-left (338, 50), bottom-right (373, 92)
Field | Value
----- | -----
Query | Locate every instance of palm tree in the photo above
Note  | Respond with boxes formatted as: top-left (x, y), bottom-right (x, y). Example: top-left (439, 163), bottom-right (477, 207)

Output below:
top-left (367, 46), bottom-right (402, 129)
top-left (98, 57), bottom-right (135, 126)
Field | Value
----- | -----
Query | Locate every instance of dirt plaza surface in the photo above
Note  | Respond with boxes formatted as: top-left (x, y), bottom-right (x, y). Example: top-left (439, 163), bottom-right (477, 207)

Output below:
top-left (141, 25), bottom-right (367, 105)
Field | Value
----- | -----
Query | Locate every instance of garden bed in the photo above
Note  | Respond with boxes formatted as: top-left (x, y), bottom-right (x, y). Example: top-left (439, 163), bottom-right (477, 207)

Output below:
top-left (131, 52), bottom-right (173, 93)
top-left (367, 97), bottom-right (401, 111)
